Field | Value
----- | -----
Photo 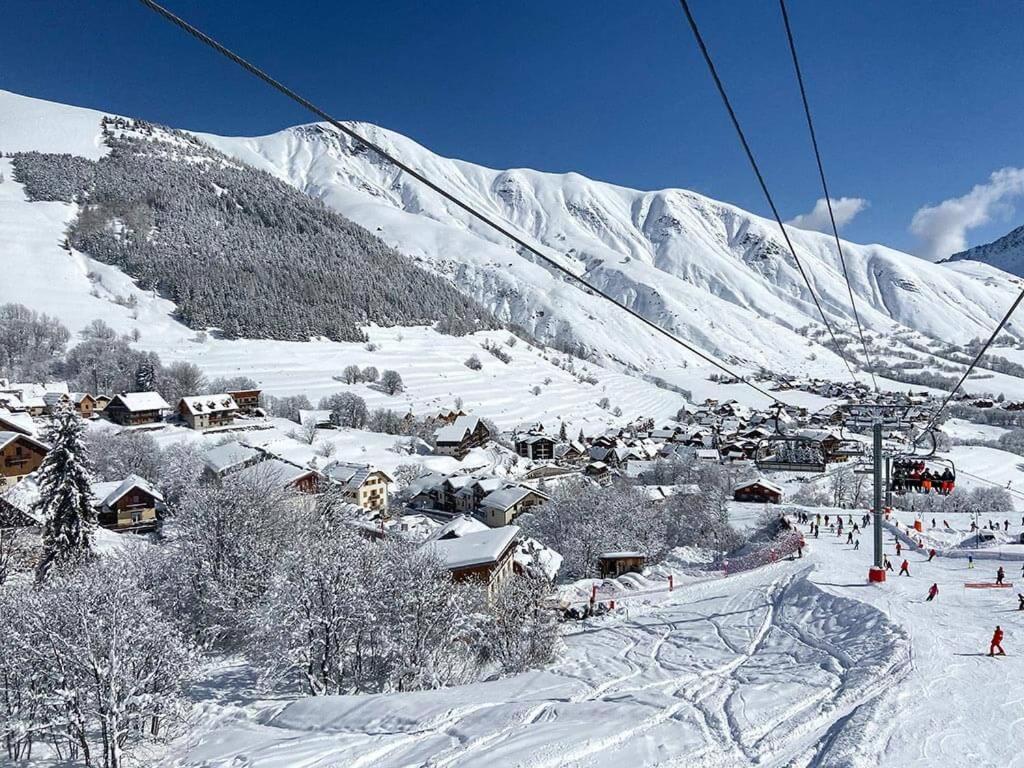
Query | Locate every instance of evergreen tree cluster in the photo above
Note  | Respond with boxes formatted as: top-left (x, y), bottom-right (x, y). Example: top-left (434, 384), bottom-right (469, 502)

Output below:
top-left (11, 122), bottom-right (497, 343)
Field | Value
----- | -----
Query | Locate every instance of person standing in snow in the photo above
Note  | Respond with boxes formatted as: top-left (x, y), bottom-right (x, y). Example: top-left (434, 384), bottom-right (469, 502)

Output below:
top-left (846, 531), bottom-right (853, 544)
top-left (885, 557), bottom-right (894, 572)
top-left (1018, 594), bottom-right (1024, 611)
top-left (997, 567), bottom-right (1005, 586)
top-left (899, 559), bottom-right (910, 576)
top-left (990, 626), bottom-right (1006, 657)
top-left (968, 555), bottom-right (975, 570)
top-left (932, 518), bottom-right (936, 529)
top-left (896, 540), bottom-right (902, 557)
top-left (854, 539), bottom-right (860, 550)
top-left (926, 583), bottom-right (938, 601)
top-left (928, 548), bottom-right (936, 562)
top-left (1005, 520), bottom-right (1011, 532)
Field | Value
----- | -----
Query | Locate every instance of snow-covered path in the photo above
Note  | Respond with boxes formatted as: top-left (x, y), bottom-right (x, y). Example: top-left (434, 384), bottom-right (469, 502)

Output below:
top-left (168, 561), bottom-right (908, 767)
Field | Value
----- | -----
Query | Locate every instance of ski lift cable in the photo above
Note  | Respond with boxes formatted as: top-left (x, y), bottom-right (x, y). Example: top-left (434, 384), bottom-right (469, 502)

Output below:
top-left (135, 0), bottom-right (788, 406)
top-left (955, 468), bottom-right (1024, 502)
top-left (778, 0), bottom-right (879, 393)
top-left (915, 288), bottom-right (1024, 444)
top-left (676, 0), bottom-right (861, 388)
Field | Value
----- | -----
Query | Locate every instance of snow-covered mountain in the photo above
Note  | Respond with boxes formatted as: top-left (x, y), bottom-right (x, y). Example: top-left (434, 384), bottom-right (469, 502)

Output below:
top-left (2, 88), bottom-right (1023, 384)
top-left (946, 224), bottom-right (1024, 276)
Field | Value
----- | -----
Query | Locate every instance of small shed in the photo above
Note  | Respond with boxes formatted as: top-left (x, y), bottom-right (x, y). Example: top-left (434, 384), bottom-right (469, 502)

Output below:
top-left (733, 478), bottom-right (783, 504)
top-left (598, 551), bottom-right (646, 578)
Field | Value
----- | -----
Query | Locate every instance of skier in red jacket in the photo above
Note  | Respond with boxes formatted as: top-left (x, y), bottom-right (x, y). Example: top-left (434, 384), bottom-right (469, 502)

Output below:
top-left (926, 583), bottom-right (938, 601)
top-left (990, 626), bottom-right (1006, 657)
top-left (899, 559), bottom-right (910, 576)
top-left (928, 548), bottom-right (936, 562)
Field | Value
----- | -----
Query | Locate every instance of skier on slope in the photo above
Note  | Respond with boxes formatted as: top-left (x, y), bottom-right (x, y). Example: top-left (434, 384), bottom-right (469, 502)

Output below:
top-left (899, 559), bottom-right (910, 576)
top-left (854, 538), bottom-right (860, 550)
top-left (968, 555), bottom-right (975, 570)
top-left (1018, 594), bottom-right (1024, 611)
top-left (928, 548), bottom-right (936, 562)
top-left (997, 567), bottom-right (1006, 586)
top-left (926, 583), bottom-right (939, 601)
top-left (885, 557), bottom-right (894, 572)
top-left (990, 626), bottom-right (1006, 657)
top-left (896, 540), bottom-right (902, 557)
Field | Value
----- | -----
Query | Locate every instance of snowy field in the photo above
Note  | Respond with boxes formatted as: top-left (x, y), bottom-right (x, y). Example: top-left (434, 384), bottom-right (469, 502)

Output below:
top-left (161, 506), bottom-right (1024, 767)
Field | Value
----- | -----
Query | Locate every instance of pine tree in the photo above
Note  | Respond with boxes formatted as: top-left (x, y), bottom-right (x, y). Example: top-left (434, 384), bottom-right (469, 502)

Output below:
top-left (35, 405), bottom-right (96, 580)
top-left (134, 361), bottom-right (156, 392)
top-left (559, 421), bottom-right (567, 441)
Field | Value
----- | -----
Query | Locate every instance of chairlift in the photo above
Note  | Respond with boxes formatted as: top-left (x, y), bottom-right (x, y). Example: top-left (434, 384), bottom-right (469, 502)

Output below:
top-left (888, 430), bottom-right (956, 495)
top-left (755, 431), bottom-right (826, 473)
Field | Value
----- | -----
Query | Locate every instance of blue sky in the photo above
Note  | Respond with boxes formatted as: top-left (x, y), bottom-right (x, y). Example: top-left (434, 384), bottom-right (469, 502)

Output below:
top-left (3, 1), bottom-right (1023, 258)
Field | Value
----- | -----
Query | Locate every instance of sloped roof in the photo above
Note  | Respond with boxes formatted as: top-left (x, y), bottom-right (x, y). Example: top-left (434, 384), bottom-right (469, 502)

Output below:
top-left (90, 474), bottom-right (163, 509)
top-left (435, 415), bottom-right (483, 444)
top-left (427, 514), bottom-right (490, 541)
top-left (179, 394), bottom-right (238, 416)
top-left (110, 392), bottom-right (170, 412)
top-left (734, 478), bottom-right (784, 494)
top-left (424, 525), bottom-right (520, 570)
top-left (480, 484), bottom-right (546, 512)
top-left (0, 410), bottom-right (36, 437)
top-left (202, 441), bottom-right (262, 474)
top-left (323, 461), bottom-right (392, 489)
top-left (233, 458), bottom-right (318, 487)
top-left (0, 431), bottom-right (48, 453)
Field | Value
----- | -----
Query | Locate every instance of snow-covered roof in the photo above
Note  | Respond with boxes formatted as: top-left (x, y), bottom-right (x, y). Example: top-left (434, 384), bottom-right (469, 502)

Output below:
top-left (0, 392), bottom-right (24, 410)
top-left (480, 485), bottom-right (538, 512)
top-left (435, 415), bottom-right (482, 444)
top-left (323, 461), bottom-right (392, 489)
top-left (202, 441), bottom-right (262, 474)
top-left (599, 551), bottom-right (645, 559)
top-left (425, 525), bottom-right (520, 570)
top-left (179, 393), bottom-right (238, 415)
top-left (90, 474), bottom-right (163, 509)
top-left (110, 392), bottom-right (170, 412)
top-left (0, 409), bottom-right (36, 437)
top-left (298, 409), bottom-right (331, 426)
top-left (734, 478), bottom-right (783, 494)
top-left (0, 430), bottom-right (47, 453)
top-left (70, 392), bottom-right (93, 405)
top-left (233, 458), bottom-right (317, 487)
top-left (427, 514), bottom-right (490, 541)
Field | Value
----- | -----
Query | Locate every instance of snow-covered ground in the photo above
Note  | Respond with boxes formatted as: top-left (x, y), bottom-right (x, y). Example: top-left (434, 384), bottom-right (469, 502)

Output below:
top-left (162, 506), bottom-right (1024, 767)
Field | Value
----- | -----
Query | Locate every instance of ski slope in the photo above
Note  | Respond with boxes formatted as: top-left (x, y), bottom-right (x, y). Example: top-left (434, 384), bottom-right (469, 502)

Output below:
top-left (161, 510), bottom-right (1024, 767)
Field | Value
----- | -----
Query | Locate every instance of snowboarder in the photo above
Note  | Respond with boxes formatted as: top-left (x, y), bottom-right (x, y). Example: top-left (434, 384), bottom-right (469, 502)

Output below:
top-left (997, 567), bottom-right (1005, 586)
top-left (926, 583), bottom-right (939, 601)
top-left (928, 548), bottom-right (936, 562)
top-left (899, 559), bottom-right (910, 576)
top-left (968, 555), bottom-right (975, 570)
top-left (990, 626), bottom-right (1006, 657)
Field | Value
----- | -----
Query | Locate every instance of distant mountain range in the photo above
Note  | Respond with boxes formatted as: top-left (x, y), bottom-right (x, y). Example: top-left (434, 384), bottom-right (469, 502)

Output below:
top-left (2, 88), bottom-right (1024, 383)
top-left (946, 225), bottom-right (1024, 277)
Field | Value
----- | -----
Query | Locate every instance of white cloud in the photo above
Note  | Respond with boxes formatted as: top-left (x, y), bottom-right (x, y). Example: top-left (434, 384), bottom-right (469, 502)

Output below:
top-left (910, 167), bottom-right (1024, 261)
top-left (787, 197), bottom-right (868, 234)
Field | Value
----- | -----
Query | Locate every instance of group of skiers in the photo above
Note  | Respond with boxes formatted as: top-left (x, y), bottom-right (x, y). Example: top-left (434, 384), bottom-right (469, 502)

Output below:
top-left (890, 460), bottom-right (955, 495)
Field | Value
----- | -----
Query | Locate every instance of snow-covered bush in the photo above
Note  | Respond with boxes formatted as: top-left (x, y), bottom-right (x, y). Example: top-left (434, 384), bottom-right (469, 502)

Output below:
top-left (361, 365), bottom-right (379, 383)
top-left (465, 354), bottom-right (483, 370)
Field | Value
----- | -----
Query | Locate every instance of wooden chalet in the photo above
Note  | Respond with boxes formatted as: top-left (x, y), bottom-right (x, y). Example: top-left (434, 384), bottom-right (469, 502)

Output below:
top-left (434, 415), bottom-right (491, 460)
top-left (0, 432), bottom-right (48, 488)
top-left (232, 458), bottom-right (320, 494)
top-left (733, 478), bottom-right (783, 504)
top-left (70, 392), bottom-right (98, 418)
top-left (515, 433), bottom-right (557, 461)
top-left (424, 523), bottom-right (520, 597)
top-left (227, 388), bottom-right (262, 415)
top-left (90, 475), bottom-right (163, 533)
top-left (584, 461), bottom-right (611, 486)
top-left (478, 484), bottom-right (549, 527)
top-left (178, 394), bottom-right (239, 430)
top-left (104, 392), bottom-right (170, 426)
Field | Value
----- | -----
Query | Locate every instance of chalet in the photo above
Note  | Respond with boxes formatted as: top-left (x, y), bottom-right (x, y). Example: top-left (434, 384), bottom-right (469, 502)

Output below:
top-left (104, 392), bottom-right (170, 427)
top-left (297, 409), bottom-right (333, 429)
top-left (554, 440), bottom-right (587, 463)
top-left (598, 551), bottom-right (646, 578)
top-left (227, 389), bottom-right (261, 415)
top-left (322, 461), bottom-right (393, 511)
top-left (0, 432), bottom-right (48, 488)
top-left (453, 476), bottom-right (504, 513)
top-left (515, 434), bottom-right (557, 461)
top-left (695, 448), bottom-right (721, 463)
top-left (233, 458), bottom-right (321, 494)
top-left (584, 461), bottom-right (611, 486)
top-left (70, 392), bottom-right (98, 418)
top-left (0, 393), bottom-right (25, 412)
top-left (201, 441), bottom-right (264, 478)
top-left (434, 415), bottom-right (491, 460)
top-left (478, 484), bottom-right (549, 527)
top-left (178, 394), bottom-right (239, 430)
top-left (22, 396), bottom-right (46, 417)
top-left (94, 395), bottom-right (111, 411)
top-left (91, 475), bottom-right (163, 533)
top-left (424, 524), bottom-right (520, 597)
top-left (733, 478), bottom-right (783, 504)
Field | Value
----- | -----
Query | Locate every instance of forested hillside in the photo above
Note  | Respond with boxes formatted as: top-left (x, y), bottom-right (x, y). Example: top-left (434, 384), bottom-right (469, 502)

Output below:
top-left (11, 119), bottom-right (497, 342)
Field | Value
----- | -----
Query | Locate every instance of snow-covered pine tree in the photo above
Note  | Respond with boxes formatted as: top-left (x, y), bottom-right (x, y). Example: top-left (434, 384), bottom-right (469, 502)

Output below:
top-left (559, 421), bottom-right (567, 441)
top-left (134, 361), bottom-right (156, 392)
top-left (35, 404), bottom-right (96, 581)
